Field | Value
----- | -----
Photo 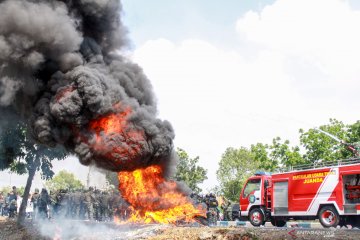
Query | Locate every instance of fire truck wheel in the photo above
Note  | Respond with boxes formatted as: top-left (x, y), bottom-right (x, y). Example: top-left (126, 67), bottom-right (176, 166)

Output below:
top-left (270, 217), bottom-right (287, 227)
top-left (318, 206), bottom-right (340, 228)
top-left (249, 208), bottom-right (265, 227)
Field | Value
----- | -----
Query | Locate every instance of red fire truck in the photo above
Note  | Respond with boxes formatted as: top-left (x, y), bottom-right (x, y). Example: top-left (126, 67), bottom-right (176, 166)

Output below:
top-left (239, 159), bottom-right (360, 228)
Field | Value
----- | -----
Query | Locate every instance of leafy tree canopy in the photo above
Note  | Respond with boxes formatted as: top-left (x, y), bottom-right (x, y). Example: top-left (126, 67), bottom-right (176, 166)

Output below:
top-left (216, 119), bottom-right (360, 200)
top-left (174, 148), bottom-right (208, 194)
top-left (0, 121), bottom-right (67, 179)
top-left (45, 170), bottom-right (84, 192)
top-left (299, 118), bottom-right (358, 162)
top-left (216, 147), bottom-right (258, 201)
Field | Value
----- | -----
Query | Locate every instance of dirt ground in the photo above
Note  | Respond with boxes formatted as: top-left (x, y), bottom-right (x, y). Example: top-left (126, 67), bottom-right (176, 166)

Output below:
top-left (148, 227), bottom-right (360, 240)
top-left (1, 217), bottom-right (360, 240)
top-left (0, 216), bottom-right (49, 240)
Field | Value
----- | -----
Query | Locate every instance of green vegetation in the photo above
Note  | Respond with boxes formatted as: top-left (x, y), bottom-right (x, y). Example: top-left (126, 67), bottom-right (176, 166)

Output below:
top-left (0, 121), bottom-right (67, 224)
top-left (45, 170), bottom-right (84, 192)
top-left (174, 148), bottom-right (208, 193)
top-left (216, 119), bottom-right (360, 201)
top-left (216, 147), bottom-right (257, 201)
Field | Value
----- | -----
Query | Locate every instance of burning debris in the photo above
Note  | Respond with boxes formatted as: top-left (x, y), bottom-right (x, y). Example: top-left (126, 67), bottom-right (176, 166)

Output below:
top-left (118, 165), bottom-right (205, 224)
top-left (0, 0), bottom-right (204, 225)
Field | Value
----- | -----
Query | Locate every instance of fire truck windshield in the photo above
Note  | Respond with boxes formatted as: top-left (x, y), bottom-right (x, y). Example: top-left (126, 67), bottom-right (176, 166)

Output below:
top-left (243, 179), bottom-right (261, 197)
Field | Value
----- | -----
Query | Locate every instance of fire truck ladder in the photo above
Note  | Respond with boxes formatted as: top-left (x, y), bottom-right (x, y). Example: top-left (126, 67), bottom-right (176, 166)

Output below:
top-left (289, 157), bottom-right (360, 171)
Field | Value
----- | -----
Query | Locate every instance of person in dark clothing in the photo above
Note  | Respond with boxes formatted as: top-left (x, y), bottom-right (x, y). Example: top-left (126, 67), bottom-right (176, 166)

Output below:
top-left (31, 188), bottom-right (40, 220)
top-left (8, 191), bottom-right (17, 218)
top-left (38, 188), bottom-right (50, 219)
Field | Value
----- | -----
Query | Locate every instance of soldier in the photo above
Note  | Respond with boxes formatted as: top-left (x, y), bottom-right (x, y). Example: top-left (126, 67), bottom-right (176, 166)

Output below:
top-left (79, 189), bottom-right (86, 219)
top-left (119, 198), bottom-right (130, 221)
top-left (30, 188), bottom-right (40, 220)
top-left (205, 193), bottom-right (219, 226)
top-left (48, 190), bottom-right (57, 219)
top-left (108, 190), bottom-right (121, 221)
top-left (55, 189), bottom-right (68, 218)
top-left (99, 191), bottom-right (110, 221)
top-left (71, 189), bottom-right (82, 219)
top-left (93, 189), bottom-right (101, 221)
top-left (219, 196), bottom-right (231, 221)
top-left (83, 187), bottom-right (95, 220)
top-left (38, 188), bottom-right (50, 219)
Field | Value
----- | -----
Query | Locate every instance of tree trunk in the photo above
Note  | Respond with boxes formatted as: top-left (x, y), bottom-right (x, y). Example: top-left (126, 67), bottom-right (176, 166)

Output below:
top-left (17, 164), bottom-right (37, 225)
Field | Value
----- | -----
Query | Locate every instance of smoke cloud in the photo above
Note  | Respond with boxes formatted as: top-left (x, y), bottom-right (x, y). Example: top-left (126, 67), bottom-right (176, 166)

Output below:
top-left (0, 0), bottom-right (175, 172)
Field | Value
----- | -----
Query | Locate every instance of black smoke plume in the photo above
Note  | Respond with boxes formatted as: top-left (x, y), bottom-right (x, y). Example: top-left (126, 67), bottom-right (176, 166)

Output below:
top-left (0, 0), bottom-right (175, 172)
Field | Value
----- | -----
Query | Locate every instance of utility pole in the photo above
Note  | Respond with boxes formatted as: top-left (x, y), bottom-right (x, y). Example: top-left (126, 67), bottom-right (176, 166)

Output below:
top-left (87, 165), bottom-right (92, 188)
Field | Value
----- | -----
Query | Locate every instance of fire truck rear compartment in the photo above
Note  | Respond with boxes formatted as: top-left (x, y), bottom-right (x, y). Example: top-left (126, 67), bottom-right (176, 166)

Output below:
top-left (342, 174), bottom-right (360, 216)
top-left (343, 174), bottom-right (360, 205)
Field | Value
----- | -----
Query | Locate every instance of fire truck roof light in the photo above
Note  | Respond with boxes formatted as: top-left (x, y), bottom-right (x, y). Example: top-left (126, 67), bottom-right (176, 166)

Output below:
top-left (254, 171), bottom-right (272, 176)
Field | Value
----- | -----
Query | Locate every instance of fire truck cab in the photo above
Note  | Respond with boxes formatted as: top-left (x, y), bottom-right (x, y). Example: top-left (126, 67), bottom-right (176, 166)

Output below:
top-left (239, 159), bottom-right (360, 228)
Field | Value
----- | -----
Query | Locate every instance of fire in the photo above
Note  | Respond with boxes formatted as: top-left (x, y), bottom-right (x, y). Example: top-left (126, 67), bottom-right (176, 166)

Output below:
top-left (88, 105), bottom-right (146, 170)
top-left (87, 104), bottom-right (203, 224)
top-left (118, 165), bottom-right (205, 224)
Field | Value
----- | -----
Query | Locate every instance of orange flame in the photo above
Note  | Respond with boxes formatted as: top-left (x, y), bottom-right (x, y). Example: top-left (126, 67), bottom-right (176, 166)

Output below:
top-left (88, 105), bottom-right (145, 165)
top-left (118, 165), bottom-right (205, 224)
top-left (87, 104), bottom-right (203, 224)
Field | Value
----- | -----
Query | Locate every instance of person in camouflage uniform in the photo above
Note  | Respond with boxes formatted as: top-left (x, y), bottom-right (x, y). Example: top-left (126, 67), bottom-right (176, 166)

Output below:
top-left (83, 187), bottom-right (95, 220)
top-left (55, 189), bottom-right (69, 218)
top-left (99, 191), bottom-right (110, 221)
top-left (93, 189), bottom-right (101, 221)
top-left (48, 190), bottom-right (57, 219)
top-left (71, 189), bottom-right (82, 219)
top-left (108, 190), bottom-right (121, 221)
top-left (219, 196), bottom-right (231, 221)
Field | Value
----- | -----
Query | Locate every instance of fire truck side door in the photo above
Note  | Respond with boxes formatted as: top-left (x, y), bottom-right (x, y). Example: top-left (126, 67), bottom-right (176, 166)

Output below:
top-left (240, 177), bottom-right (262, 216)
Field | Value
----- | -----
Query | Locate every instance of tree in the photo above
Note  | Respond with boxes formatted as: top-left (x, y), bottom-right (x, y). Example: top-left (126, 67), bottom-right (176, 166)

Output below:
top-left (216, 147), bottom-right (258, 201)
top-left (250, 139), bottom-right (304, 171)
top-left (269, 137), bottom-right (304, 168)
top-left (299, 119), bottom-right (349, 162)
top-left (0, 186), bottom-right (11, 195)
top-left (174, 148), bottom-right (208, 194)
top-left (250, 143), bottom-right (277, 171)
top-left (45, 170), bottom-right (84, 192)
top-left (0, 121), bottom-right (67, 224)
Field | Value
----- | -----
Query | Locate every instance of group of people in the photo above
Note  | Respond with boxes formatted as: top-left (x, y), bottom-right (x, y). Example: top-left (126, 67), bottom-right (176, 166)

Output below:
top-left (0, 186), bottom-right (131, 222)
top-left (191, 192), bottom-right (232, 224)
top-left (1, 185), bottom-right (232, 225)
top-left (30, 187), bottom-right (130, 221)
top-left (0, 186), bottom-right (21, 218)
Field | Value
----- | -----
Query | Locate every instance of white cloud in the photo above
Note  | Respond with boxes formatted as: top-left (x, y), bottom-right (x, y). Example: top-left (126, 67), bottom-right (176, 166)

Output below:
top-left (130, 0), bottom-right (360, 190)
top-left (236, 0), bottom-right (360, 82)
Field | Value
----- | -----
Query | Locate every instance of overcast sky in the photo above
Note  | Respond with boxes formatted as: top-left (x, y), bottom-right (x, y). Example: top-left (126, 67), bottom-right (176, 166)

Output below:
top-left (121, 0), bottom-right (360, 190)
top-left (2, 0), bottom-right (360, 192)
